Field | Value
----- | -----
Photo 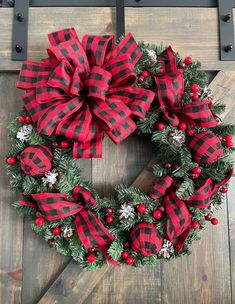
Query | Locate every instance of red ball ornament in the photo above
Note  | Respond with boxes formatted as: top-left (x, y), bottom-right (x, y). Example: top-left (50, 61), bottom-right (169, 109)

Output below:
top-left (191, 93), bottom-right (199, 101)
top-left (178, 122), bottom-right (187, 131)
top-left (137, 204), bottom-right (147, 214)
top-left (52, 227), bottom-right (61, 235)
top-left (87, 253), bottom-right (96, 263)
top-left (138, 76), bottom-right (144, 83)
top-left (25, 115), bottom-right (32, 124)
top-left (190, 84), bottom-right (199, 93)
top-left (7, 156), bottom-right (16, 165)
top-left (184, 56), bottom-right (193, 65)
top-left (106, 215), bottom-right (114, 224)
top-left (178, 61), bottom-right (186, 69)
top-left (211, 218), bottom-right (219, 225)
top-left (164, 163), bottom-right (172, 169)
top-left (125, 256), bottom-right (135, 266)
top-left (141, 70), bottom-right (149, 78)
top-left (121, 251), bottom-right (129, 259)
top-left (225, 135), bottom-right (233, 141)
top-left (105, 208), bottom-right (113, 215)
top-left (186, 129), bottom-right (195, 136)
top-left (192, 221), bottom-right (200, 229)
top-left (192, 166), bottom-right (201, 175)
top-left (18, 115), bottom-right (26, 124)
top-left (158, 206), bottom-right (165, 213)
top-left (35, 217), bottom-right (45, 226)
top-left (60, 140), bottom-right (70, 149)
top-left (225, 140), bottom-right (233, 148)
top-left (156, 122), bottom-right (165, 131)
top-left (52, 141), bottom-right (59, 148)
top-left (205, 214), bottom-right (211, 221)
top-left (153, 209), bottom-right (162, 220)
top-left (220, 187), bottom-right (228, 193)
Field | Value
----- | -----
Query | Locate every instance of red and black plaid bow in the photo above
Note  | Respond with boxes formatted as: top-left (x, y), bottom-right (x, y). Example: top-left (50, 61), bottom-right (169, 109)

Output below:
top-left (154, 46), bottom-right (217, 128)
top-left (19, 185), bottom-right (115, 256)
top-left (149, 169), bottom-right (233, 252)
top-left (17, 28), bottom-right (154, 158)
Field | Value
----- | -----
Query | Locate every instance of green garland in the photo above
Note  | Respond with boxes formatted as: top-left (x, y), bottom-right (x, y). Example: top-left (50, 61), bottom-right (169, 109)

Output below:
top-left (6, 42), bottom-right (235, 271)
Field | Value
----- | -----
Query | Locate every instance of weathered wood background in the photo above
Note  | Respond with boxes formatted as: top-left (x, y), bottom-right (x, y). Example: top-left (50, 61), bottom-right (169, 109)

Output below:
top-left (0, 6), bottom-right (234, 304)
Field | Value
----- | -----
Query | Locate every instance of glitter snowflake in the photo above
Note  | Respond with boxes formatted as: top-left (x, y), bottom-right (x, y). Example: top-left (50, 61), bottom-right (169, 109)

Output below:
top-left (118, 203), bottom-right (135, 219)
top-left (41, 169), bottom-right (58, 188)
top-left (16, 124), bottom-right (33, 142)
top-left (158, 239), bottom-right (174, 259)
top-left (168, 130), bottom-right (185, 147)
top-left (146, 49), bottom-right (157, 64)
top-left (61, 227), bottom-right (74, 239)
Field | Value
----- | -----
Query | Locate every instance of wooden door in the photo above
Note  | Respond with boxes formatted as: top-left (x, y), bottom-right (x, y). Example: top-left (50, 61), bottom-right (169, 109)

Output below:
top-left (0, 6), bottom-right (234, 304)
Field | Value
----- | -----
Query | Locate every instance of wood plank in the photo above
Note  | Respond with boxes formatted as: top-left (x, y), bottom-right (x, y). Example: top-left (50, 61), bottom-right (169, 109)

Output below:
top-left (0, 73), bottom-right (23, 304)
top-left (161, 71), bottom-right (234, 304)
top-left (2, 7), bottom-right (235, 71)
top-left (0, 7), bottom-right (114, 71)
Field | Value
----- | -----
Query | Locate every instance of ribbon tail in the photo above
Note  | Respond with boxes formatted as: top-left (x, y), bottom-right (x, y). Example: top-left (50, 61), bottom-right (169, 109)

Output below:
top-left (75, 209), bottom-right (115, 250)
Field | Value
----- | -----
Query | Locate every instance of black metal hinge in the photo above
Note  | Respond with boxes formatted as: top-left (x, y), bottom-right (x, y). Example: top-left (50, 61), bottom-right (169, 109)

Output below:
top-left (5, 0), bottom-right (235, 61)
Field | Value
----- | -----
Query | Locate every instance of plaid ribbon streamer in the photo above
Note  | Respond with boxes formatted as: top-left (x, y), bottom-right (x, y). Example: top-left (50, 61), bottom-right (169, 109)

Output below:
top-left (17, 28), bottom-right (155, 158)
top-left (149, 170), bottom-right (233, 251)
top-left (154, 46), bottom-right (217, 128)
top-left (19, 185), bottom-right (115, 253)
top-left (130, 222), bottom-right (163, 256)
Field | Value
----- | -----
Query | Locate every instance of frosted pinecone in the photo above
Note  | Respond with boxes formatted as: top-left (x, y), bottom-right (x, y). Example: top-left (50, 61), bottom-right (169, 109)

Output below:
top-left (16, 124), bottom-right (33, 142)
top-left (118, 203), bottom-right (135, 219)
top-left (168, 130), bottom-right (185, 147)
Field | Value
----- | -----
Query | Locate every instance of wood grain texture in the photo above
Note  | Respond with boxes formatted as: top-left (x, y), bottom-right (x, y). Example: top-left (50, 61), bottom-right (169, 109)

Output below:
top-left (0, 73), bottom-right (23, 304)
top-left (0, 7), bottom-right (114, 71)
top-left (2, 7), bottom-right (235, 70)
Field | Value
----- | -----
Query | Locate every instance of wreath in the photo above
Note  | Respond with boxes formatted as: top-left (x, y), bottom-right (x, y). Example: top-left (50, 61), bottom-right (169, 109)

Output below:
top-left (6, 28), bottom-right (234, 270)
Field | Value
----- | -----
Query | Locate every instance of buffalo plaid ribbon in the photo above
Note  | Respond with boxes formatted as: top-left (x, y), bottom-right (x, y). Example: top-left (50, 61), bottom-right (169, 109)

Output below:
top-left (149, 170), bottom-right (233, 251)
top-left (17, 28), bottom-right (155, 158)
top-left (19, 185), bottom-right (115, 256)
top-left (154, 46), bottom-right (217, 128)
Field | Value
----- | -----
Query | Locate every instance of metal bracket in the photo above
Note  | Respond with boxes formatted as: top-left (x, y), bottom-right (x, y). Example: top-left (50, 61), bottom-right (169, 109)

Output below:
top-left (11, 0), bottom-right (29, 60)
top-left (218, 0), bottom-right (235, 60)
top-left (6, 0), bottom-right (235, 61)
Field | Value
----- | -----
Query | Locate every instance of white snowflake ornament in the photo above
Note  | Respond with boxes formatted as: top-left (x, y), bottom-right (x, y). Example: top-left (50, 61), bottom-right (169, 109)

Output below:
top-left (158, 239), bottom-right (174, 259)
top-left (16, 124), bottom-right (33, 142)
top-left (42, 169), bottom-right (58, 188)
top-left (118, 203), bottom-right (135, 219)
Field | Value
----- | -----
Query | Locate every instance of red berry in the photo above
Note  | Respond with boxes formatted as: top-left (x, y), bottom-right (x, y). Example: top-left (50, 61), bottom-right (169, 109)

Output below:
top-left (36, 211), bottom-right (43, 218)
top-left (156, 122), bottom-right (165, 131)
top-left (105, 208), bottom-right (113, 215)
top-left (190, 84), bottom-right (200, 93)
top-left (190, 173), bottom-right (199, 179)
top-left (141, 70), bottom-right (149, 78)
top-left (158, 206), bottom-right (165, 213)
top-left (164, 163), bottom-right (172, 169)
top-left (205, 214), bottom-right (211, 221)
top-left (173, 164), bottom-right (180, 170)
top-left (225, 135), bottom-right (233, 141)
top-left (60, 140), bottom-right (69, 149)
top-left (106, 215), bottom-right (113, 224)
top-left (211, 218), bottom-right (219, 225)
top-left (186, 129), bottom-right (195, 136)
top-left (137, 204), bottom-right (147, 214)
top-left (87, 253), bottom-right (96, 263)
top-left (184, 56), bottom-right (193, 65)
top-left (25, 115), bottom-right (32, 124)
top-left (7, 156), bottom-right (16, 165)
top-left (121, 251), bottom-right (129, 259)
top-left (192, 166), bottom-right (201, 175)
top-left (220, 188), bottom-right (228, 193)
top-left (35, 217), bottom-right (45, 226)
top-left (138, 76), bottom-right (144, 83)
top-left (225, 140), bottom-right (233, 148)
top-left (123, 242), bottom-right (129, 249)
top-left (153, 209), bottom-right (162, 220)
top-left (52, 227), bottom-right (61, 235)
top-left (52, 141), bottom-right (59, 148)
top-left (178, 61), bottom-right (186, 69)
top-left (192, 221), bottom-right (200, 229)
top-left (18, 115), bottom-right (26, 124)
top-left (125, 256), bottom-right (135, 266)
top-left (191, 93), bottom-right (199, 101)
top-left (178, 122), bottom-right (187, 131)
